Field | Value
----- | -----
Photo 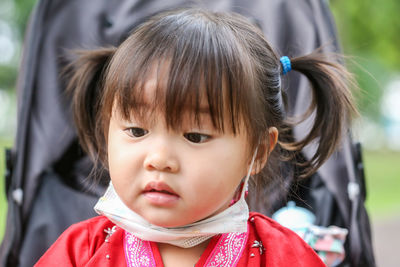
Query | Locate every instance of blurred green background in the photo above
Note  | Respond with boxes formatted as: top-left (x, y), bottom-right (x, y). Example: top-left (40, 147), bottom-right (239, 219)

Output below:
top-left (1, 0), bottom-right (400, 244)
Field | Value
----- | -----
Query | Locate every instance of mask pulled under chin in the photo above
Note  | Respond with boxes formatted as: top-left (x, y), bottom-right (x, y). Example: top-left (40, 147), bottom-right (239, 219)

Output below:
top-left (94, 183), bottom-right (249, 248)
top-left (94, 149), bottom-right (257, 248)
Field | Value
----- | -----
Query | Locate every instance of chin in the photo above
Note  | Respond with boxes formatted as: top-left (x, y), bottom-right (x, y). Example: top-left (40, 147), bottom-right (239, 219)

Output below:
top-left (145, 214), bottom-right (197, 228)
top-left (141, 213), bottom-right (179, 228)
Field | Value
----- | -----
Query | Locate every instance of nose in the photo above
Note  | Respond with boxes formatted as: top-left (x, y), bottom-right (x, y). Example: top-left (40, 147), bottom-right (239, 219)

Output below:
top-left (143, 141), bottom-right (179, 173)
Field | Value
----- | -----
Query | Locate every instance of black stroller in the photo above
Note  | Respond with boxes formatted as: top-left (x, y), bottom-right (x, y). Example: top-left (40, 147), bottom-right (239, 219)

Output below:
top-left (1, 0), bottom-right (375, 266)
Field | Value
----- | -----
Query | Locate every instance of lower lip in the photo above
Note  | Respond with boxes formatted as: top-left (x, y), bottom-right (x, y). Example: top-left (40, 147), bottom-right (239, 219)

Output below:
top-left (143, 192), bottom-right (179, 206)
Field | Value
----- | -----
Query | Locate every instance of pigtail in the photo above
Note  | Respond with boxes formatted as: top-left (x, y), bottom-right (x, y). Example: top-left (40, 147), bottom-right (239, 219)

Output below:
top-left (65, 48), bottom-right (115, 162)
top-left (280, 52), bottom-right (358, 177)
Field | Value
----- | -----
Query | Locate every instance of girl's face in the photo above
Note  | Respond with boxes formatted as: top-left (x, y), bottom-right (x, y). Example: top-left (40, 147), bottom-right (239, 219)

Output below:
top-left (107, 73), bottom-right (254, 228)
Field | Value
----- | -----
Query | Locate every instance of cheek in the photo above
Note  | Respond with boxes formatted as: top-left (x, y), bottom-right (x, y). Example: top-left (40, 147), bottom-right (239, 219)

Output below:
top-left (186, 148), bottom-right (247, 197)
top-left (108, 156), bottom-right (141, 210)
top-left (108, 143), bottom-right (124, 179)
top-left (107, 138), bottom-right (140, 193)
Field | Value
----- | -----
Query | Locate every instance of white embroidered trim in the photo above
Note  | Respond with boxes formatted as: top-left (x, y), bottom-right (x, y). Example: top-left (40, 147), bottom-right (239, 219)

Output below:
top-left (124, 230), bottom-right (248, 267)
top-left (124, 232), bottom-right (157, 267)
top-left (204, 232), bottom-right (248, 267)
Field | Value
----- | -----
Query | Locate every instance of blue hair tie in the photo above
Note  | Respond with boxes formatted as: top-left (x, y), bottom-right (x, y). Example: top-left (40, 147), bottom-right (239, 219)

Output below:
top-left (280, 56), bottom-right (291, 75)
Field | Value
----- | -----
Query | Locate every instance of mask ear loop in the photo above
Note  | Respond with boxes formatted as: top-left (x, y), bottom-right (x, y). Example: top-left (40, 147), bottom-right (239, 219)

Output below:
top-left (240, 146), bottom-right (259, 199)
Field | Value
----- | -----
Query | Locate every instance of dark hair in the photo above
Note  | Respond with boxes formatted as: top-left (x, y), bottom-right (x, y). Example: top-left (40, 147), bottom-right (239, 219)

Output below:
top-left (67, 8), bottom-right (356, 188)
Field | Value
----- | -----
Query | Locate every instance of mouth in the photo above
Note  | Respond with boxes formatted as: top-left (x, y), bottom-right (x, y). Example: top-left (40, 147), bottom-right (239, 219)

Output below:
top-left (142, 181), bottom-right (179, 206)
top-left (146, 189), bottom-right (176, 195)
top-left (143, 181), bottom-right (178, 195)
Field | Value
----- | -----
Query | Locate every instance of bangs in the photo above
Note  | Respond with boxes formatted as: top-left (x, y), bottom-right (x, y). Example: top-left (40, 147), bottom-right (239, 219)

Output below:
top-left (102, 9), bottom-right (259, 136)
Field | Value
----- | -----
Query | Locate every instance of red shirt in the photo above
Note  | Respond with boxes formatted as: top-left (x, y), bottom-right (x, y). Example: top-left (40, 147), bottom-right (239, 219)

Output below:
top-left (35, 212), bottom-right (325, 266)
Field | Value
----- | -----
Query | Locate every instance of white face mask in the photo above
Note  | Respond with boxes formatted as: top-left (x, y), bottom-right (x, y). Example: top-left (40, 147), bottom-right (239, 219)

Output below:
top-left (94, 149), bottom-right (258, 248)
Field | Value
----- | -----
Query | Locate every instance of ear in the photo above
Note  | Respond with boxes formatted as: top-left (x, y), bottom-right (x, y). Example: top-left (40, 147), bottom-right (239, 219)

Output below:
top-left (250, 127), bottom-right (278, 175)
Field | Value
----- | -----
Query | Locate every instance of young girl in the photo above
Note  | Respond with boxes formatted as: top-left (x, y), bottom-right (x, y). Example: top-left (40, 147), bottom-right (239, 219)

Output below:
top-left (36, 8), bottom-right (355, 267)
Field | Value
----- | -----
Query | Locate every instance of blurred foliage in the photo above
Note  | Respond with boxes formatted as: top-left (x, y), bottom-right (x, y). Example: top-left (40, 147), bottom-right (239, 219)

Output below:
top-left (0, 0), bottom-right (37, 91)
top-left (0, 65), bottom-right (17, 89)
top-left (0, 0), bottom-right (37, 40)
top-left (330, 0), bottom-right (400, 120)
top-left (13, 0), bottom-right (38, 37)
top-left (331, 0), bottom-right (400, 70)
top-left (0, 139), bottom-right (12, 242)
top-left (363, 150), bottom-right (400, 217)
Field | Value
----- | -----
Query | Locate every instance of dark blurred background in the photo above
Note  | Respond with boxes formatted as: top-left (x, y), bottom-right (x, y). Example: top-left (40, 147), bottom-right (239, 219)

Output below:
top-left (1, 0), bottom-right (399, 266)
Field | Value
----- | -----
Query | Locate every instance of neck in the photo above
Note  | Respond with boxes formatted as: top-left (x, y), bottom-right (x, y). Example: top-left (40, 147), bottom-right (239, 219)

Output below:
top-left (158, 239), bottom-right (210, 267)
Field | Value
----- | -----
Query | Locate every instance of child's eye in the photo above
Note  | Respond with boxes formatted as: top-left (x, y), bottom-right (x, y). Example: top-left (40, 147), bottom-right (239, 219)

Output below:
top-left (184, 133), bottom-right (211, 143)
top-left (126, 127), bottom-right (148, 138)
